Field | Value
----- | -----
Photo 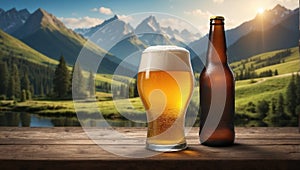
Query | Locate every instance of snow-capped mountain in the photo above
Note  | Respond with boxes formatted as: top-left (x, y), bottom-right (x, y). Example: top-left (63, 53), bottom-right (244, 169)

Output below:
top-left (74, 15), bottom-right (134, 39)
top-left (161, 26), bottom-right (201, 44)
top-left (0, 8), bottom-right (30, 34)
top-left (134, 15), bottom-right (172, 46)
top-left (135, 15), bottom-right (161, 34)
top-left (79, 15), bottom-right (135, 51)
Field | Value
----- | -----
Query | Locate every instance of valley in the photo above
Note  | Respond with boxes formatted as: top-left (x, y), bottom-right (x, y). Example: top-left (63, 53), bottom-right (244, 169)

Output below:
top-left (0, 5), bottom-right (299, 127)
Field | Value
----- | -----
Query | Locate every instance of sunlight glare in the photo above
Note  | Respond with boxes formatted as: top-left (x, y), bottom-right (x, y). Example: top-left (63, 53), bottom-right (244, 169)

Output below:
top-left (257, 7), bottom-right (264, 14)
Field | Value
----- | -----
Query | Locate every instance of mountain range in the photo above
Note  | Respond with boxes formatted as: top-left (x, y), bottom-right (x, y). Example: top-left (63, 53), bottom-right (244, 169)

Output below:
top-left (0, 4), bottom-right (298, 74)
top-left (189, 4), bottom-right (299, 72)
top-left (0, 8), bottom-right (129, 74)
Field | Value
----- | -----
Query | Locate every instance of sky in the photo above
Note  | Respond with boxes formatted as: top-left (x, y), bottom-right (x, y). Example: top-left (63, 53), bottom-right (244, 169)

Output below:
top-left (0, 0), bottom-right (298, 35)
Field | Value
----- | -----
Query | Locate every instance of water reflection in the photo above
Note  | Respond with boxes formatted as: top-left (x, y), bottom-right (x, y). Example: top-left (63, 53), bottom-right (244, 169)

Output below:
top-left (0, 112), bottom-right (296, 127)
top-left (0, 112), bottom-right (146, 127)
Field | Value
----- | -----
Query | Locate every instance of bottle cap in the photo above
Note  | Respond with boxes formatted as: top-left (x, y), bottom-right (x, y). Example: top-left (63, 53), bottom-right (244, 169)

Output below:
top-left (210, 16), bottom-right (225, 21)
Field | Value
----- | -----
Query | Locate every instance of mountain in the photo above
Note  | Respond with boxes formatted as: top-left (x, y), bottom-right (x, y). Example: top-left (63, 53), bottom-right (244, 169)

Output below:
top-left (80, 15), bottom-right (136, 50)
top-left (227, 7), bottom-right (299, 62)
top-left (0, 29), bottom-right (58, 96)
top-left (226, 4), bottom-right (294, 47)
top-left (0, 29), bottom-right (57, 65)
top-left (76, 15), bottom-right (200, 45)
top-left (134, 15), bottom-right (172, 46)
top-left (75, 15), bottom-right (134, 39)
top-left (74, 15), bottom-right (201, 64)
top-left (10, 8), bottom-right (117, 67)
top-left (0, 8), bottom-right (30, 34)
top-left (189, 4), bottom-right (299, 72)
top-left (161, 27), bottom-right (201, 44)
top-left (12, 8), bottom-right (88, 63)
top-left (74, 15), bottom-right (146, 65)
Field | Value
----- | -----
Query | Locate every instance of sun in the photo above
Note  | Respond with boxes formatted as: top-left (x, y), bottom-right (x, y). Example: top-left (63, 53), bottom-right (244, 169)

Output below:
top-left (257, 7), bottom-right (264, 14)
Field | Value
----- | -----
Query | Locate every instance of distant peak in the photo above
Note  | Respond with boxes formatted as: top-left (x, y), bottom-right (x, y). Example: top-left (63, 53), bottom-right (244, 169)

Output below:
top-left (35, 8), bottom-right (46, 14)
top-left (19, 8), bottom-right (30, 13)
top-left (270, 4), bottom-right (291, 14)
top-left (273, 4), bottom-right (287, 11)
top-left (146, 15), bottom-right (156, 20)
top-left (7, 8), bottom-right (17, 13)
top-left (19, 8), bottom-right (30, 15)
top-left (112, 14), bottom-right (118, 20)
top-left (103, 14), bottom-right (119, 24)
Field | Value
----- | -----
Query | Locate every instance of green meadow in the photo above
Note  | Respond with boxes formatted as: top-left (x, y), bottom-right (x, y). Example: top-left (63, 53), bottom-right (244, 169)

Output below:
top-left (1, 47), bottom-right (299, 126)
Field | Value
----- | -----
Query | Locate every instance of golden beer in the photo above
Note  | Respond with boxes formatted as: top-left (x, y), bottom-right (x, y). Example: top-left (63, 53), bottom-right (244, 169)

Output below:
top-left (138, 46), bottom-right (194, 151)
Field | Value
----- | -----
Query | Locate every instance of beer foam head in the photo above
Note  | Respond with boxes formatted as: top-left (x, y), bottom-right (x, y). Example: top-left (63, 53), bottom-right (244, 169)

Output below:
top-left (139, 45), bottom-right (192, 72)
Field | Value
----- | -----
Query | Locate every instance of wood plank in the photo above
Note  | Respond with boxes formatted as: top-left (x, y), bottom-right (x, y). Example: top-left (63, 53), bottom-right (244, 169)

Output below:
top-left (0, 127), bottom-right (299, 170)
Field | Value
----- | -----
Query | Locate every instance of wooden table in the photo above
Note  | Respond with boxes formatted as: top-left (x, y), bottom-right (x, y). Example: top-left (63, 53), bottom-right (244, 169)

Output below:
top-left (0, 127), bottom-right (299, 170)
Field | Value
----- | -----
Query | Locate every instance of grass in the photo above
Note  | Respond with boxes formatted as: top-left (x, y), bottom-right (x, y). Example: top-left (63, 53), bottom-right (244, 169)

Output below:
top-left (230, 47), bottom-right (299, 75)
top-left (95, 74), bottom-right (135, 86)
top-left (235, 75), bottom-right (291, 105)
top-left (1, 46), bottom-right (299, 127)
top-left (0, 30), bottom-right (58, 66)
top-left (255, 60), bottom-right (300, 75)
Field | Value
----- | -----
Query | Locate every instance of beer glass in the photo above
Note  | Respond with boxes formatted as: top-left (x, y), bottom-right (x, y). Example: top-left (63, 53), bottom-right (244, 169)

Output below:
top-left (137, 45), bottom-right (194, 151)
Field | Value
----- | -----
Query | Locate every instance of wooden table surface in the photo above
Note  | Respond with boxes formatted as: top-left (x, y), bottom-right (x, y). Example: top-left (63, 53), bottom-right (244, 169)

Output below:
top-left (0, 127), bottom-right (299, 170)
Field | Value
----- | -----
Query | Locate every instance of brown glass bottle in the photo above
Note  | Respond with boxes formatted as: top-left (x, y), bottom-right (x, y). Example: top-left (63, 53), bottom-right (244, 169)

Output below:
top-left (199, 16), bottom-right (235, 146)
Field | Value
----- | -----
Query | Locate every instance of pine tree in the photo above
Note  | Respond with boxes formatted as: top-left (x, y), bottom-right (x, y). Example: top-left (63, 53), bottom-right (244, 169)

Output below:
top-left (271, 97), bottom-right (277, 114)
top-left (87, 70), bottom-right (95, 97)
top-left (120, 84), bottom-right (126, 98)
top-left (21, 69), bottom-right (31, 99)
top-left (0, 61), bottom-right (9, 97)
top-left (277, 93), bottom-right (285, 115)
top-left (133, 79), bottom-right (139, 97)
top-left (53, 56), bottom-right (70, 98)
top-left (286, 74), bottom-right (297, 116)
top-left (8, 64), bottom-right (21, 99)
top-left (21, 89), bottom-right (26, 102)
top-left (71, 62), bottom-right (85, 99)
top-left (7, 75), bottom-right (14, 99)
top-left (257, 100), bottom-right (269, 119)
top-left (21, 69), bottom-right (31, 92)
top-left (270, 94), bottom-right (283, 122)
top-left (40, 82), bottom-right (44, 97)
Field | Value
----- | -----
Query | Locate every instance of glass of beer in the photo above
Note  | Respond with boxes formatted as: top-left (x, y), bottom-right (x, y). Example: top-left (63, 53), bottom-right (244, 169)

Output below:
top-left (137, 45), bottom-right (194, 152)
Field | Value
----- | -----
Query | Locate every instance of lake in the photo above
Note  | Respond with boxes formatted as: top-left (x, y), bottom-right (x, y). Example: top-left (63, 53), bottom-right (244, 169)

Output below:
top-left (0, 112), bottom-right (296, 127)
top-left (0, 112), bottom-right (146, 127)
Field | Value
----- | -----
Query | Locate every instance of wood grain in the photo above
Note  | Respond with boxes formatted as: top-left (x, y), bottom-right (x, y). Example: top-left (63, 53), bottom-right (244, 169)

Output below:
top-left (0, 127), bottom-right (299, 170)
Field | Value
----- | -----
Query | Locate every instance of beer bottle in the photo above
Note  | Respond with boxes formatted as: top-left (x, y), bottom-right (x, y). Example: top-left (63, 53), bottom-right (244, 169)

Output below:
top-left (199, 16), bottom-right (235, 146)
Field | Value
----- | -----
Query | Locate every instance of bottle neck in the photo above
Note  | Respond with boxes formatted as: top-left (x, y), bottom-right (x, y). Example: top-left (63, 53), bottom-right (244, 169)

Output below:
top-left (206, 19), bottom-right (228, 65)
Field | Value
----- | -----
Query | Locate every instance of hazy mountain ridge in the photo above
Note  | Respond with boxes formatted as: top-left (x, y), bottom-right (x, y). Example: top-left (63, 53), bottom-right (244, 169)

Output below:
top-left (0, 8), bottom-right (30, 34)
top-left (0, 8), bottom-right (136, 74)
top-left (227, 6), bottom-right (299, 62)
top-left (0, 4), bottom-right (297, 74)
top-left (189, 4), bottom-right (299, 72)
top-left (0, 29), bottom-right (57, 65)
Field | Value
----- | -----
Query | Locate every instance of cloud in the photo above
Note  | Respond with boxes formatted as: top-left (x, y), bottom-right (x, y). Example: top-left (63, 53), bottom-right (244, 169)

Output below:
top-left (159, 18), bottom-right (198, 33)
top-left (99, 7), bottom-right (113, 15)
top-left (184, 9), bottom-right (212, 19)
top-left (58, 17), bottom-right (104, 29)
top-left (213, 0), bottom-right (224, 4)
top-left (91, 8), bottom-right (98, 12)
top-left (91, 7), bottom-right (113, 15)
top-left (117, 15), bottom-right (134, 23)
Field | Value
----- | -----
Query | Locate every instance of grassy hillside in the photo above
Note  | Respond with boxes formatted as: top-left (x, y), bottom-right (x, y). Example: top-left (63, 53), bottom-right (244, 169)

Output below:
top-left (231, 47), bottom-right (299, 75)
top-left (235, 75), bottom-right (292, 108)
top-left (2, 46), bottom-right (298, 127)
top-left (0, 29), bottom-right (58, 65)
